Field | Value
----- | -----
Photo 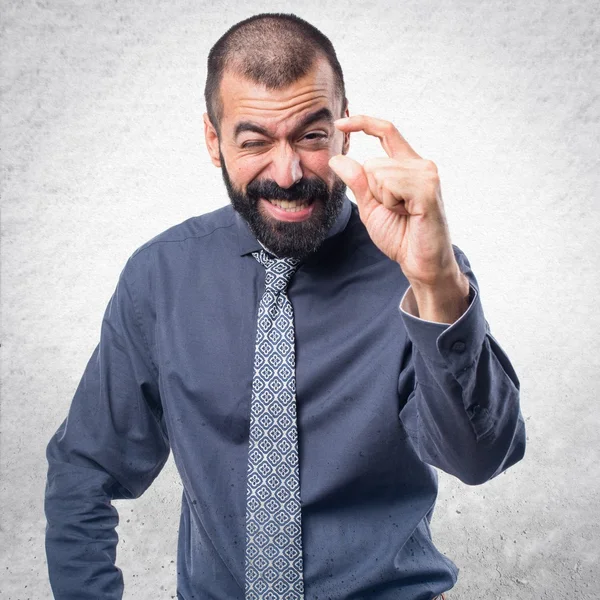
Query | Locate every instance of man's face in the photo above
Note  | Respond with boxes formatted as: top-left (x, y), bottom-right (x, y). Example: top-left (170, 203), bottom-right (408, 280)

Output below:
top-left (204, 58), bottom-right (350, 259)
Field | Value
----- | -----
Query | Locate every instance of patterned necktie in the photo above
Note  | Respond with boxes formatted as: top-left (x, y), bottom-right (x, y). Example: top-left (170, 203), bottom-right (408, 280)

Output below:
top-left (244, 249), bottom-right (304, 600)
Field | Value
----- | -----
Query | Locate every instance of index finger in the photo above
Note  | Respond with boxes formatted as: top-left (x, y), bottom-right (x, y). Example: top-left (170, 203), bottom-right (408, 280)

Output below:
top-left (333, 115), bottom-right (421, 160)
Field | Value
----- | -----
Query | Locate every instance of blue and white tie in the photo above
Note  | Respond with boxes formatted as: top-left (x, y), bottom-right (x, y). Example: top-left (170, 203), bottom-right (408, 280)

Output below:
top-left (244, 249), bottom-right (304, 600)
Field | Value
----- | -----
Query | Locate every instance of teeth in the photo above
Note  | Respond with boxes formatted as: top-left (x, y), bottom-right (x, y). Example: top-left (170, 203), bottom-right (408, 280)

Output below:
top-left (269, 199), bottom-right (310, 212)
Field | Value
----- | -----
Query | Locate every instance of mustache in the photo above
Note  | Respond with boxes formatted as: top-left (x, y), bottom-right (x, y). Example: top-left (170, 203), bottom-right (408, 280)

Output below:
top-left (245, 177), bottom-right (329, 203)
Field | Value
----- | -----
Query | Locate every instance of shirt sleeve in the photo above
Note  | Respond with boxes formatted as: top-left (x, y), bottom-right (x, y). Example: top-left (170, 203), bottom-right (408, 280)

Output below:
top-left (397, 244), bottom-right (526, 485)
top-left (44, 254), bottom-right (170, 599)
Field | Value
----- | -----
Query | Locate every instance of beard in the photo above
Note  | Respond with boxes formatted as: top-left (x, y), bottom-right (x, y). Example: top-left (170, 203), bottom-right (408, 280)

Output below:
top-left (219, 150), bottom-right (347, 260)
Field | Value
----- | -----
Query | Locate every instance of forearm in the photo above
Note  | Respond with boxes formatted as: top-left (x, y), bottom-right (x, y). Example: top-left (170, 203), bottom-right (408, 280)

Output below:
top-left (44, 255), bottom-right (169, 597)
top-left (45, 442), bottom-right (124, 599)
top-left (398, 246), bottom-right (526, 484)
top-left (399, 314), bottom-right (525, 484)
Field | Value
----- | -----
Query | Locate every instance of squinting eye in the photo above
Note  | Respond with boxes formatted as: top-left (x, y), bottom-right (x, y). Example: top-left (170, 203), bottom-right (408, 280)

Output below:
top-left (241, 141), bottom-right (267, 149)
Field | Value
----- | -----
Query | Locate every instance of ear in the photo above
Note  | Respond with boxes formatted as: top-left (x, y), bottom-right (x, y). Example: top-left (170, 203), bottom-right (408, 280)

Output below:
top-left (341, 103), bottom-right (350, 155)
top-left (203, 113), bottom-right (222, 168)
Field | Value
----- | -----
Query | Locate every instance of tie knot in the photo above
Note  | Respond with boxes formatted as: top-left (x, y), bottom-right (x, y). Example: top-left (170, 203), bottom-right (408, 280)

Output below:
top-left (252, 249), bottom-right (301, 293)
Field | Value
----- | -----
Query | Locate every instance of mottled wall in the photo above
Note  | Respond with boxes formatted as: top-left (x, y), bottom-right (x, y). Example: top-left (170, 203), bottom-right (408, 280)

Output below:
top-left (1, 1), bottom-right (598, 598)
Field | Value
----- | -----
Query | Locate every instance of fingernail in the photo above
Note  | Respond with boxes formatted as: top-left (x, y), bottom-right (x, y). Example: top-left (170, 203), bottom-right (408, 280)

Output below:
top-left (334, 118), bottom-right (349, 126)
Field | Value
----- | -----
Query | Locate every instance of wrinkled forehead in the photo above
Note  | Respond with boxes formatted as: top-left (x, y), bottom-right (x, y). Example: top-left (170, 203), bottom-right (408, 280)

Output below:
top-left (218, 59), bottom-right (342, 137)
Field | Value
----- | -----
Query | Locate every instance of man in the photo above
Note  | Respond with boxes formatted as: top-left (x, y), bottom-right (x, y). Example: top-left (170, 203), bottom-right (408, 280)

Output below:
top-left (45, 13), bottom-right (525, 600)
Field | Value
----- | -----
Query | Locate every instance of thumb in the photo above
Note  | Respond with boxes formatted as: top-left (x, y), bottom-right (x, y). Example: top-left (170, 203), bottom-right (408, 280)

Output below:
top-left (329, 155), bottom-right (370, 203)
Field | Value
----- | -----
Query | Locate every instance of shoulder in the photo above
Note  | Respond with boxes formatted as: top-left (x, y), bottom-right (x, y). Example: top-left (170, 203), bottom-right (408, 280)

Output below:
top-left (130, 204), bottom-right (236, 259)
top-left (119, 204), bottom-right (237, 285)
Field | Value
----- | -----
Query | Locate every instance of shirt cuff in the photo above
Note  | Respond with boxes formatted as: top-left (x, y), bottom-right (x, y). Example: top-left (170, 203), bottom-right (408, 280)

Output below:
top-left (398, 281), bottom-right (487, 374)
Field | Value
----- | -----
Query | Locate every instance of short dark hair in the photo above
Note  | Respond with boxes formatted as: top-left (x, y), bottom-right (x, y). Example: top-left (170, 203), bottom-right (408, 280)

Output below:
top-left (204, 13), bottom-right (347, 134)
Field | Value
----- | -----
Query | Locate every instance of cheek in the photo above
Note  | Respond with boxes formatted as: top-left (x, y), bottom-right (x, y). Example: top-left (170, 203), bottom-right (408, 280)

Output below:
top-left (229, 157), bottom-right (267, 191)
top-left (300, 150), bottom-right (336, 182)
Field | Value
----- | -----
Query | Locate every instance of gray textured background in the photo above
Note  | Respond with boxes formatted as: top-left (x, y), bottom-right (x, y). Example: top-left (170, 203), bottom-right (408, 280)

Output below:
top-left (1, 1), bottom-right (599, 598)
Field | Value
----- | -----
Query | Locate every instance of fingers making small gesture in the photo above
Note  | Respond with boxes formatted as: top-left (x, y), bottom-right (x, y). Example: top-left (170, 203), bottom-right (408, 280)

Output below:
top-left (329, 115), bottom-right (461, 291)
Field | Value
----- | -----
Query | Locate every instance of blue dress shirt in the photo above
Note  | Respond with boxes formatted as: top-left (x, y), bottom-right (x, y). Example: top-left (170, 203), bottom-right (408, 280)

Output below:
top-left (45, 196), bottom-right (526, 599)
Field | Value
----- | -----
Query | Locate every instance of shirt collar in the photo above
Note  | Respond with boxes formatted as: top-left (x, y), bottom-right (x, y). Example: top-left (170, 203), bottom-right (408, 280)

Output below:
top-left (235, 195), bottom-right (353, 257)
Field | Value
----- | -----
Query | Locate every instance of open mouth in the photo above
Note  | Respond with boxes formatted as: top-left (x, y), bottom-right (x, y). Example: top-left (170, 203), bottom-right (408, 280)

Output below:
top-left (261, 197), bottom-right (316, 221)
top-left (265, 198), bottom-right (314, 213)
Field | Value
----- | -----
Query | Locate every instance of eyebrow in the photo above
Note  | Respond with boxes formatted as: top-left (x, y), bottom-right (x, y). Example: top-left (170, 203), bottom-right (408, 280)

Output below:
top-left (233, 107), bottom-right (335, 140)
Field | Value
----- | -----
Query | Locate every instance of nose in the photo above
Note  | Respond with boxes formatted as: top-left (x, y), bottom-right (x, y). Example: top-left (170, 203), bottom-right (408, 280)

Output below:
top-left (268, 143), bottom-right (303, 189)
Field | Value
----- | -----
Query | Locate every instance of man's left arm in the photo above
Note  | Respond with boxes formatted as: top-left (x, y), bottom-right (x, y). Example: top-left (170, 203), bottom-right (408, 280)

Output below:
top-left (397, 244), bottom-right (525, 485)
top-left (328, 114), bottom-right (525, 484)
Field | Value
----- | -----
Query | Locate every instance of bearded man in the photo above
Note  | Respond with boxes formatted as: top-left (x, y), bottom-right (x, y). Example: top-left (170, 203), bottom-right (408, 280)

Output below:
top-left (45, 13), bottom-right (525, 600)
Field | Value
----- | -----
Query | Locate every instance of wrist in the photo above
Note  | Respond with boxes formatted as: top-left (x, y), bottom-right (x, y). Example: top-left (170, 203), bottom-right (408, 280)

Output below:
top-left (408, 268), bottom-right (471, 324)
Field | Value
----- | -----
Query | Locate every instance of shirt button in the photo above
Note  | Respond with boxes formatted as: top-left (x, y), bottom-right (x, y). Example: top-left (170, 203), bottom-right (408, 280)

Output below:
top-left (451, 341), bottom-right (466, 353)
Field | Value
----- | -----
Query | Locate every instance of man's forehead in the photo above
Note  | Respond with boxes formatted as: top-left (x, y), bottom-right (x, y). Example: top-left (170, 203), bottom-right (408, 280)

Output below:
top-left (219, 59), bottom-right (340, 132)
